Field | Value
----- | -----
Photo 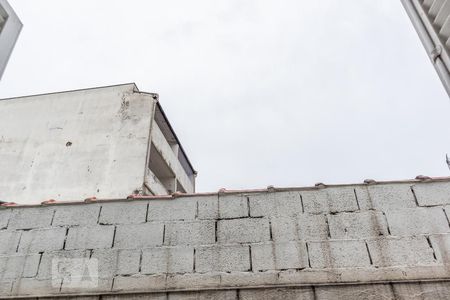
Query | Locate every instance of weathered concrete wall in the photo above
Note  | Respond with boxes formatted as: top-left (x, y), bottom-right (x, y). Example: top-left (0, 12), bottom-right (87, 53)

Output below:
top-left (0, 0), bottom-right (22, 79)
top-left (0, 84), bottom-right (195, 204)
top-left (1, 178), bottom-right (450, 298)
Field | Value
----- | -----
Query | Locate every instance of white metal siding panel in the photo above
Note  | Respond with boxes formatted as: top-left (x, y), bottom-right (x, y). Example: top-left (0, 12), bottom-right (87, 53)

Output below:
top-left (402, 0), bottom-right (450, 96)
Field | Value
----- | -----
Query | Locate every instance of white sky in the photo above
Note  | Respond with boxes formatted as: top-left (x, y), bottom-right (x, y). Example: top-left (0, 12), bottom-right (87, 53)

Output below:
top-left (1, 0), bottom-right (450, 193)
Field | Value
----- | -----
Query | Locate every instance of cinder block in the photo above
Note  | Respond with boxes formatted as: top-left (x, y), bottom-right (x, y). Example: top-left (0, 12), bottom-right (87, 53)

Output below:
top-left (365, 184), bottom-right (416, 210)
top-left (367, 237), bottom-right (435, 267)
top-left (417, 282), bottom-right (450, 299)
top-left (308, 240), bottom-right (370, 268)
top-left (91, 249), bottom-right (141, 277)
top-left (40, 297), bottom-right (98, 300)
top-left (391, 283), bottom-right (423, 300)
top-left (218, 194), bottom-right (248, 219)
top-left (197, 195), bottom-right (219, 219)
top-left (328, 211), bottom-right (389, 239)
top-left (354, 186), bottom-right (371, 210)
top-left (239, 287), bottom-right (314, 300)
top-left (412, 181), bottom-right (450, 206)
top-left (11, 278), bottom-right (61, 296)
top-left (0, 280), bottom-right (12, 296)
top-left (164, 221), bottom-right (215, 246)
top-left (301, 187), bottom-right (358, 214)
top-left (300, 214), bottom-right (330, 240)
top-left (0, 254), bottom-right (41, 279)
top-left (217, 218), bottom-right (270, 244)
top-left (8, 207), bottom-right (54, 229)
top-left (195, 245), bottom-right (250, 272)
top-left (141, 246), bottom-right (193, 274)
top-left (271, 215), bottom-right (328, 242)
top-left (114, 223), bottom-right (164, 249)
top-left (429, 234), bottom-right (450, 263)
top-left (248, 191), bottom-right (302, 217)
top-left (390, 282), bottom-right (450, 300)
top-left (37, 250), bottom-right (90, 280)
top-left (112, 275), bottom-right (166, 292)
top-left (18, 227), bottom-right (66, 254)
top-left (147, 198), bottom-right (196, 221)
top-left (0, 209), bottom-right (11, 229)
top-left (65, 225), bottom-right (115, 250)
top-left (315, 284), bottom-right (394, 300)
top-left (99, 201), bottom-right (148, 224)
top-left (166, 273), bottom-right (221, 290)
top-left (53, 204), bottom-right (101, 226)
top-left (103, 293), bottom-right (167, 300)
top-left (168, 290), bottom-right (238, 300)
top-left (385, 207), bottom-right (450, 236)
top-left (0, 231), bottom-right (21, 255)
top-left (251, 242), bottom-right (308, 271)
top-left (61, 277), bottom-right (112, 294)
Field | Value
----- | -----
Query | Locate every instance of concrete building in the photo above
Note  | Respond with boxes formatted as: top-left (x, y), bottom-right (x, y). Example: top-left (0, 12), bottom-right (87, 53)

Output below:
top-left (1, 177), bottom-right (450, 298)
top-left (0, 0), bottom-right (21, 79)
top-left (402, 0), bottom-right (450, 96)
top-left (0, 84), bottom-right (196, 204)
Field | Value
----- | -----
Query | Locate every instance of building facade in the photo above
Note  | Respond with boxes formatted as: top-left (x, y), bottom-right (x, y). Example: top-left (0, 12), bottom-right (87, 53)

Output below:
top-left (0, 0), bottom-right (21, 79)
top-left (0, 84), bottom-right (196, 204)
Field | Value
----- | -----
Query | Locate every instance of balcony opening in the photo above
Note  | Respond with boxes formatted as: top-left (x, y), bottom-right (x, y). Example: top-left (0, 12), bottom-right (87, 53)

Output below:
top-left (148, 142), bottom-right (176, 194)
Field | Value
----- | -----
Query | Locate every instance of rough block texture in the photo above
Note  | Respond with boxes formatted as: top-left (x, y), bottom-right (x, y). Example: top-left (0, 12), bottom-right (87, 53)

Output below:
top-left (99, 201), bottom-right (148, 224)
top-left (249, 191), bottom-right (302, 217)
top-left (3, 180), bottom-right (450, 298)
top-left (239, 287), bottom-right (314, 300)
top-left (301, 187), bottom-right (358, 214)
top-left (53, 204), bottom-right (101, 226)
top-left (328, 211), bottom-right (389, 239)
top-left (0, 230), bottom-right (21, 255)
top-left (392, 282), bottom-right (450, 300)
top-left (17, 227), bottom-right (66, 253)
top-left (217, 218), bottom-right (270, 244)
top-left (271, 214), bottom-right (328, 241)
top-left (218, 194), bottom-right (248, 218)
top-left (385, 207), bottom-right (450, 236)
top-left (114, 223), bottom-right (164, 249)
top-left (315, 284), bottom-right (394, 300)
top-left (37, 250), bottom-right (90, 279)
top-left (164, 221), bottom-right (215, 246)
top-left (196, 195), bottom-right (219, 220)
top-left (0, 209), bottom-right (11, 229)
top-left (141, 247), bottom-right (193, 274)
top-left (195, 245), bottom-right (250, 272)
top-left (8, 207), bottom-right (54, 229)
top-left (251, 242), bottom-right (308, 271)
top-left (367, 237), bottom-right (436, 267)
top-left (365, 184), bottom-right (416, 210)
top-left (429, 234), bottom-right (450, 263)
top-left (0, 254), bottom-right (41, 279)
top-left (91, 249), bottom-right (141, 277)
top-left (413, 182), bottom-right (450, 206)
top-left (65, 225), bottom-right (115, 250)
top-left (147, 199), bottom-right (196, 221)
top-left (308, 240), bottom-right (371, 268)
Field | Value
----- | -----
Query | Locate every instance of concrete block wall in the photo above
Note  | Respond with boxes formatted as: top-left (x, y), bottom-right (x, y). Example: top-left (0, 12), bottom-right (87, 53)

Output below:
top-left (2, 179), bottom-right (450, 298)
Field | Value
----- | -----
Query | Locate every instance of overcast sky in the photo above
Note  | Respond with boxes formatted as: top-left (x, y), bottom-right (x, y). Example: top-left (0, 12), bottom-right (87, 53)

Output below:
top-left (1, 0), bottom-right (450, 193)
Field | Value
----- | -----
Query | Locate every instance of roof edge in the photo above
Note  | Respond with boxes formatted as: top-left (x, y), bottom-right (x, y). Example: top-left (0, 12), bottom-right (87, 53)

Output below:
top-left (0, 82), bottom-right (139, 101)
